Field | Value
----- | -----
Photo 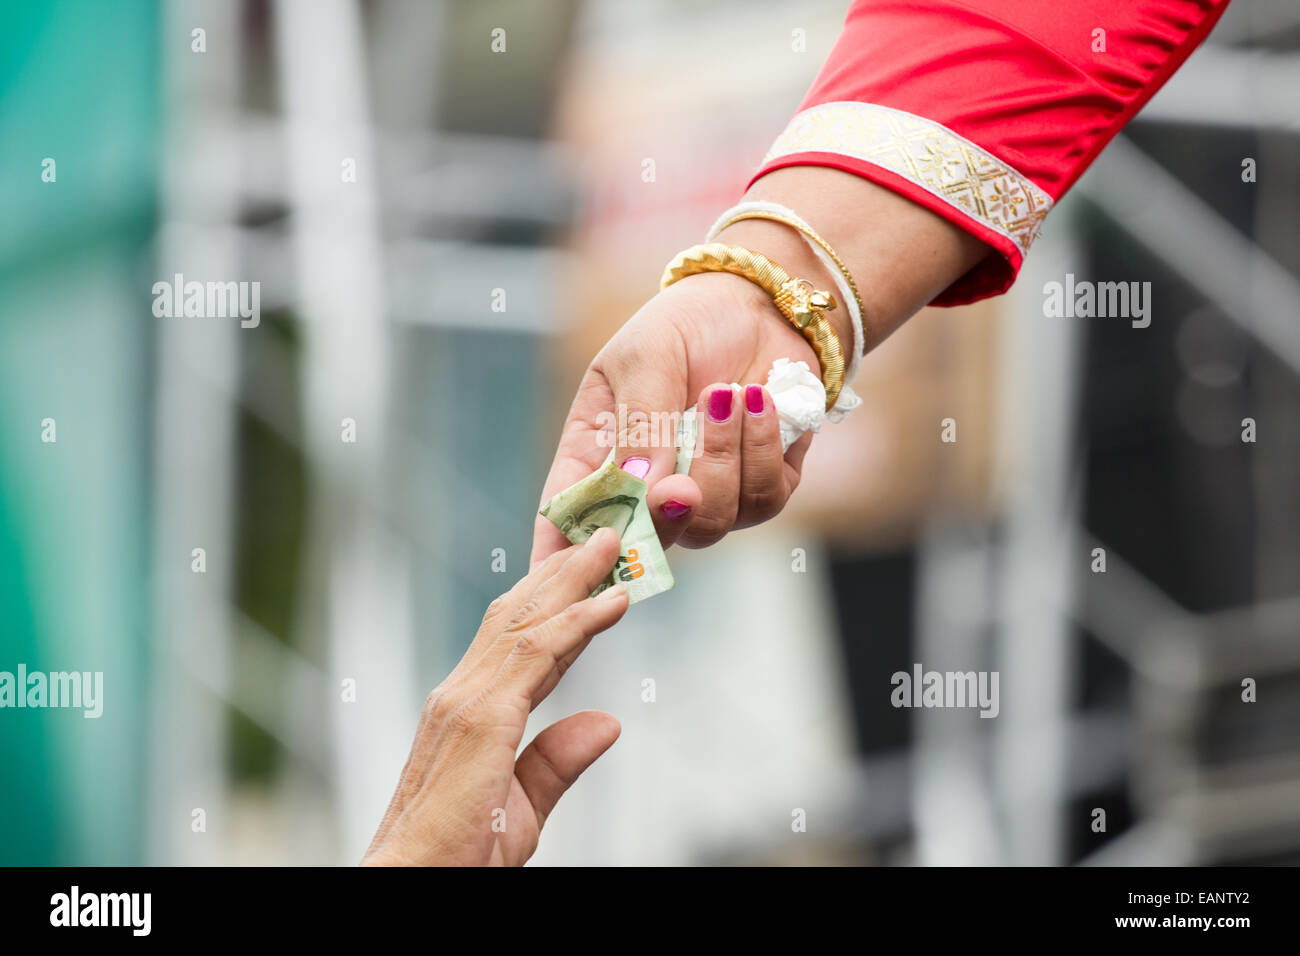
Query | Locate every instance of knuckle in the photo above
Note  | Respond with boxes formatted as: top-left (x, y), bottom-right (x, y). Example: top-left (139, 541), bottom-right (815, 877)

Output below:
top-left (506, 598), bottom-right (542, 632)
top-left (512, 628), bottom-right (543, 659)
top-left (480, 594), bottom-right (509, 627)
top-left (698, 431), bottom-right (738, 458)
top-left (514, 624), bottom-right (563, 672)
top-left (692, 495), bottom-right (738, 535)
top-left (695, 421), bottom-right (739, 460)
top-left (552, 603), bottom-right (584, 636)
top-left (740, 489), bottom-right (782, 525)
top-left (743, 421), bottom-right (781, 454)
top-left (421, 690), bottom-right (442, 720)
top-left (681, 512), bottom-right (733, 548)
top-left (698, 423), bottom-right (740, 457)
top-left (424, 689), bottom-right (456, 724)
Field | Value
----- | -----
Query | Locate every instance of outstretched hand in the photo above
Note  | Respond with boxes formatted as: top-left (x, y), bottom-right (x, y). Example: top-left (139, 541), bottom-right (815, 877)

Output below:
top-left (365, 528), bottom-right (629, 866)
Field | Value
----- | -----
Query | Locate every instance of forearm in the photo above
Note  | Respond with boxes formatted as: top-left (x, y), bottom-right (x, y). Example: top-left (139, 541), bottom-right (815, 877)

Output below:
top-left (712, 165), bottom-right (990, 358)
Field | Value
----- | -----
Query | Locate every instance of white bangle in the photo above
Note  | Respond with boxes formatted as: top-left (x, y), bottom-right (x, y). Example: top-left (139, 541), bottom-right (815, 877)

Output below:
top-left (705, 200), bottom-right (865, 383)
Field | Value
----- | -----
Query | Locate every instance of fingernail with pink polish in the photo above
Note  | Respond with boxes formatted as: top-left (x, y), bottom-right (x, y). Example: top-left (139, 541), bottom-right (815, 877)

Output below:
top-left (660, 500), bottom-right (691, 520)
top-left (620, 456), bottom-right (650, 479)
top-left (708, 388), bottom-right (734, 423)
top-left (745, 384), bottom-right (764, 416)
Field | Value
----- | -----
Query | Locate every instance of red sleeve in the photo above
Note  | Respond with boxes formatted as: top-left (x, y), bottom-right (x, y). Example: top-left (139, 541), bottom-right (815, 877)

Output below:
top-left (752, 0), bottom-right (1231, 305)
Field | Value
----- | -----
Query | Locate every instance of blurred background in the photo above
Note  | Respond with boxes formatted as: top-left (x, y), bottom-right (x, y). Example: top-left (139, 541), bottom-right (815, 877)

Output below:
top-left (1, 0), bottom-right (1298, 866)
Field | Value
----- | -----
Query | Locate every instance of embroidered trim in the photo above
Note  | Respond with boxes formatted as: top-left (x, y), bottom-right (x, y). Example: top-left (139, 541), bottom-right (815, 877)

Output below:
top-left (763, 102), bottom-right (1052, 256)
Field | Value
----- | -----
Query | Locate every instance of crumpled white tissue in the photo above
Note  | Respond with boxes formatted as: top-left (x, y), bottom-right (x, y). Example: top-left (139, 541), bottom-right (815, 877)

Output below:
top-left (765, 358), bottom-right (862, 451)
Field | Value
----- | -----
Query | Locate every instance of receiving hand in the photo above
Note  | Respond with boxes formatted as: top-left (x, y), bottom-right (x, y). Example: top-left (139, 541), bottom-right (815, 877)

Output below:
top-left (364, 528), bottom-right (629, 866)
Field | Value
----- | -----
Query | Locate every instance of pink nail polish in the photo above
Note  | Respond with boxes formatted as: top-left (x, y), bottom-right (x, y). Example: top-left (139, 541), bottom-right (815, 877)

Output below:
top-left (621, 456), bottom-right (650, 479)
top-left (660, 499), bottom-right (691, 520)
top-left (708, 388), bottom-right (733, 423)
top-left (745, 384), bottom-right (764, 416)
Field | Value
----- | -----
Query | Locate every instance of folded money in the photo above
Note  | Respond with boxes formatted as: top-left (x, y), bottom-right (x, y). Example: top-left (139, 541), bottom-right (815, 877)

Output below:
top-left (540, 451), bottom-right (675, 603)
top-left (540, 359), bottom-right (859, 605)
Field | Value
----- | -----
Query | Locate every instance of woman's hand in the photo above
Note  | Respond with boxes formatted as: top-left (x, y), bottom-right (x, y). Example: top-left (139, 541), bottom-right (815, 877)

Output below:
top-left (363, 527), bottom-right (629, 866)
top-left (529, 167), bottom-right (990, 570)
top-left (530, 269), bottom-right (819, 568)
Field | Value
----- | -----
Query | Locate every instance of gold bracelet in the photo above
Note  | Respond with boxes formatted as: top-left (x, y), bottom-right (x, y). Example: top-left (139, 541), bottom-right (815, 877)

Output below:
top-left (713, 210), bottom-right (866, 336)
top-left (659, 242), bottom-right (845, 410)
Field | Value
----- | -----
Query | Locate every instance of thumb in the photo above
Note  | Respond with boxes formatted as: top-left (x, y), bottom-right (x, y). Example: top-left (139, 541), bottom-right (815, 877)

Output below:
top-left (514, 710), bottom-right (621, 830)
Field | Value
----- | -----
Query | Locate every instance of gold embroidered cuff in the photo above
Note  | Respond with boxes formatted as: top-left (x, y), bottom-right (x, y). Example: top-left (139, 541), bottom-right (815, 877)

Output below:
top-left (763, 101), bottom-right (1053, 259)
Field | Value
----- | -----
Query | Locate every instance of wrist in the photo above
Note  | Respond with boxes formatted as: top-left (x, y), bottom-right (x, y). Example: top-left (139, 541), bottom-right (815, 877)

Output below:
top-left (737, 166), bottom-right (991, 346)
top-left (659, 268), bottom-right (815, 360)
top-left (712, 218), bottom-right (857, 359)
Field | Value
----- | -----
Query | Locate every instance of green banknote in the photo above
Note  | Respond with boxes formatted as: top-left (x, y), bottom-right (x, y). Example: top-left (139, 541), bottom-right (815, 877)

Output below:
top-left (539, 450), bottom-right (675, 603)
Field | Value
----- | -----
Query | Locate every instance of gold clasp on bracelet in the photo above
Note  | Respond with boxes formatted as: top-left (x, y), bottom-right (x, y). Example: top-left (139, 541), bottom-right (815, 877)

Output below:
top-left (782, 278), bottom-right (837, 328)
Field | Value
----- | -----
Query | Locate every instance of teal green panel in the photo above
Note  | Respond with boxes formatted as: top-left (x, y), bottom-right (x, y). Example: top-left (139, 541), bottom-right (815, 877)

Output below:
top-left (0, 0), bottom-right (158, 864)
